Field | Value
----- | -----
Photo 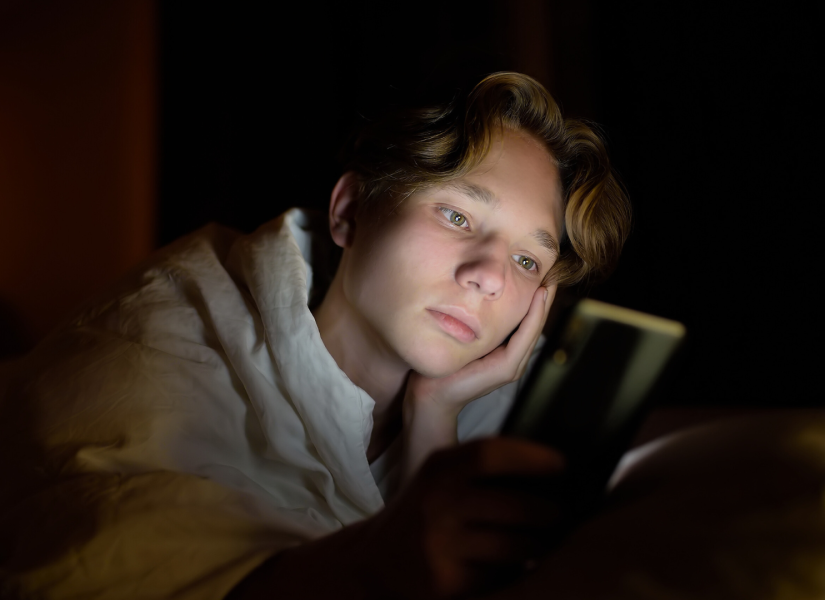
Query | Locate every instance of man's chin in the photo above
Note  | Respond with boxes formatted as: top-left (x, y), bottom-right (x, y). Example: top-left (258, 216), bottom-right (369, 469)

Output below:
top-left (411, 364), bottom-right (461, 380)
top-left (404, 346), bottom-right (479, 380)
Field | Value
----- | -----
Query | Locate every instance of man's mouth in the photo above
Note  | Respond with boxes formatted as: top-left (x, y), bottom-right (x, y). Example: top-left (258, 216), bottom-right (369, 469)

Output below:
top-left (426, 308), bottom-right (479, 343)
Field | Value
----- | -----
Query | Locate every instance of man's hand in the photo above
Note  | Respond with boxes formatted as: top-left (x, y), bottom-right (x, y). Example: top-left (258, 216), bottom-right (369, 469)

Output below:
top-left (361, 438), bottom-right (565, 599)
top-left (403, 285), bottom-right (556, 478)
top-left (235, 439), bottom-right (565, 600)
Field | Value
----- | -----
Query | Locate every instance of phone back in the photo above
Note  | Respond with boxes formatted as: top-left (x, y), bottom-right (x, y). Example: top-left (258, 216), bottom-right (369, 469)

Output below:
top-left (501, 299), bottom-right (686, 519)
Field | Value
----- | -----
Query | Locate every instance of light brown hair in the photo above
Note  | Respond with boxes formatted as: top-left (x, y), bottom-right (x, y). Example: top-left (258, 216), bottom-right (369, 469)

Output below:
top-left (341, 72), bottom-right (632, 287)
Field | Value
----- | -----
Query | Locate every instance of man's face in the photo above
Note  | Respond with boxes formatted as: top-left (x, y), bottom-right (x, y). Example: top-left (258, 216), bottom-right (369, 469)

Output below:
top-left (342, 129), bottom-right (564, 378)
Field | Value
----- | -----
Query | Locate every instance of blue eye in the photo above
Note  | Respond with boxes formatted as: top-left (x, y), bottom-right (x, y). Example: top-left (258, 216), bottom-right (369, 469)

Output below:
top-left (439, 208), bottom-right (469, 228)
top-left (514, 255), bottom-right (537, 271)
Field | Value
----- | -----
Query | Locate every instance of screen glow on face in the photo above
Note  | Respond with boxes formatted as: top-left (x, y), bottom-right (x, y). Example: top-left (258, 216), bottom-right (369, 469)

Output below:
top-left (436, 206), bottom-right (541, 273)
top-left (343, 130), bottom-right (563, 378)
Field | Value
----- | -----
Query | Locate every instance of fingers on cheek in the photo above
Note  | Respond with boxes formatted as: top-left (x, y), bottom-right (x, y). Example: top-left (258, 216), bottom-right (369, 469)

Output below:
top-left (532, 287), bottom-right (545, 310)
top-left (530, 287), bottom-right (549, 322)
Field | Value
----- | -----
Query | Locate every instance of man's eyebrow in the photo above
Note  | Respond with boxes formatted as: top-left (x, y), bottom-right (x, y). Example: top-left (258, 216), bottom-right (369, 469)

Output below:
top-left (446, 182), bottom-right (500, 207)
top-left (532, 229), bottom-right (560, 259)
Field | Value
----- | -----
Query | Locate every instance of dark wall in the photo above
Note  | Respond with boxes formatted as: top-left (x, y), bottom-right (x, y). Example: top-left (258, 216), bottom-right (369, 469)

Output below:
top-left (587, 2), bottom-right (823, 408)
top-left (159, 2), bottom-right (823, 408)
top-left (158, 0), bottom-right (505, 241)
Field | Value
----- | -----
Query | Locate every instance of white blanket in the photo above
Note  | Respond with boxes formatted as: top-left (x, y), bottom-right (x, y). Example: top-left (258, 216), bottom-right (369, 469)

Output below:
top-left (0, 209), bottom-right (523, 599)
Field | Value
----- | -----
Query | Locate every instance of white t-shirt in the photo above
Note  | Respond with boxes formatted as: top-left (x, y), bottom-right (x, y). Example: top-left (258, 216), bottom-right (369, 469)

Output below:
top-left (0, 209), bottom-right (526, 599)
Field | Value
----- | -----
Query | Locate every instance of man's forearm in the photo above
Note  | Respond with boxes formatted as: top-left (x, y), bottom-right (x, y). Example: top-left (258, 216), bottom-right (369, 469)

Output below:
top-left (401, 394), bottom-right (459, 484)
top-left (226, 519), bottom-right (373, 600)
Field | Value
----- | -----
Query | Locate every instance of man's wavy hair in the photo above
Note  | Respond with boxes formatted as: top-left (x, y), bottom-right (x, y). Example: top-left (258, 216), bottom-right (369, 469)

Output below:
top-left (340, 72), bottom-right (631, 288)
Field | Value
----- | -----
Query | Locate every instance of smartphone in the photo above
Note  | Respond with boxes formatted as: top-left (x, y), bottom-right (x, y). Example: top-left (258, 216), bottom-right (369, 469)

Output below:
top-left (499, 298), bottom-right (686, 524)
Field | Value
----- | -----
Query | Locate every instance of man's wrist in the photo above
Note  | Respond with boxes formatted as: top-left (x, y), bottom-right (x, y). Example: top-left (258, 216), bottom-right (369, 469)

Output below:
top-left (403, 386), bottom-right (462, 423)
top-left (401, 390), bottom-right (460, 482)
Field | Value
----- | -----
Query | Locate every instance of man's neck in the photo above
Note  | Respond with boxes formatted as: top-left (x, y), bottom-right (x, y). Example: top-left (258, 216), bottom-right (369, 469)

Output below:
top-left (312, 269), bottom-right (410, 458)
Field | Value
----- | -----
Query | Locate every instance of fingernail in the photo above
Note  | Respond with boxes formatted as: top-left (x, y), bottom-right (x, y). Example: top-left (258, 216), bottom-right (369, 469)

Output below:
top-left (544, 289), bottom-right (548, 302)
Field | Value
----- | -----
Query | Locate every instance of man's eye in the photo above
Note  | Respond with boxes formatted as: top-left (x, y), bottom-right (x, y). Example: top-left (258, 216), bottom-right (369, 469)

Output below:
top-left (439, 208), bottom-right (469, 228)
top-left (514, 255), bottom-right (537, 271)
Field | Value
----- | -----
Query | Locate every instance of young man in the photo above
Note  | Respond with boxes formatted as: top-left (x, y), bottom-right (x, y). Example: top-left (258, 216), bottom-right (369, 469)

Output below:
top-left (0, 73), bottom-right (629, 599)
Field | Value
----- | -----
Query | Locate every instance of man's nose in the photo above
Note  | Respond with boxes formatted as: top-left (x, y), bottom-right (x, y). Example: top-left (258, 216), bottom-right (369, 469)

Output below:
top-left (455, 246), bottom-right (506, 298)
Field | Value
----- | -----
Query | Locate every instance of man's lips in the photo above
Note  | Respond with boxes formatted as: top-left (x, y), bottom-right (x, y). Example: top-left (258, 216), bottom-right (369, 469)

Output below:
top-left (426, 307), bottom-right (480, 343)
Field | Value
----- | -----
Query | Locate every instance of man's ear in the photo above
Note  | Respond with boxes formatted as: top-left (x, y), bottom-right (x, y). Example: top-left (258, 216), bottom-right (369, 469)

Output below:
top-left (328, 171), bottom-right (361, 249)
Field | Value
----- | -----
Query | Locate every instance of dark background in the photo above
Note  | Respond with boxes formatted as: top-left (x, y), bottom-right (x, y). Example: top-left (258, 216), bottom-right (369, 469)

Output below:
top-left (162, 2), bottom-right (821, 409)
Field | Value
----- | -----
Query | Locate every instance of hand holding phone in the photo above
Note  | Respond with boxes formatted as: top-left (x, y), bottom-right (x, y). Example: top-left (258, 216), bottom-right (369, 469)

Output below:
top-left (500, 299), bottom-right (686, 526)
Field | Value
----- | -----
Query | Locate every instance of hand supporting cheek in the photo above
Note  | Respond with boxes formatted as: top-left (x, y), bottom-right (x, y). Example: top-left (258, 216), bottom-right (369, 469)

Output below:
top-left (403, 284), bottom-right (557, 480)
